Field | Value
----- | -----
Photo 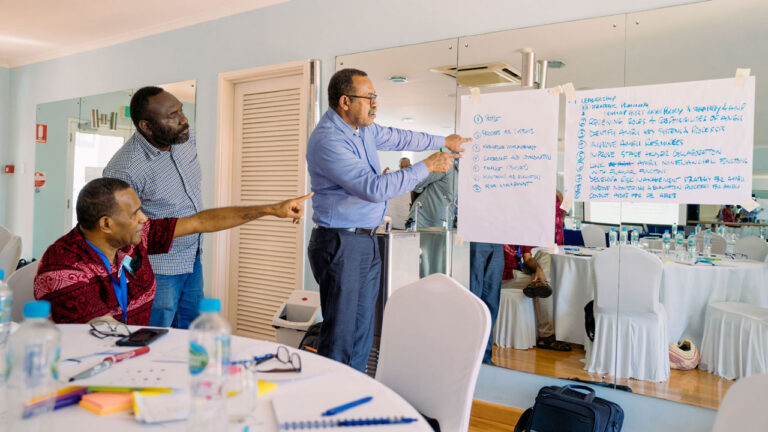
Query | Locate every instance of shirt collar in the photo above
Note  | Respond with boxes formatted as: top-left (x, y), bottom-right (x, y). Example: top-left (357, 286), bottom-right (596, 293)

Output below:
top-left (326, 109), bottom-right (362, 138)
top-left (132, 131), bottom-right (165, 159)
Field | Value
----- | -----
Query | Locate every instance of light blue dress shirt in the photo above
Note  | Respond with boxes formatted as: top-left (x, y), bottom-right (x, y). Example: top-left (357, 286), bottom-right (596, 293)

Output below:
top-left (307, 109), bottom-right (445, 229)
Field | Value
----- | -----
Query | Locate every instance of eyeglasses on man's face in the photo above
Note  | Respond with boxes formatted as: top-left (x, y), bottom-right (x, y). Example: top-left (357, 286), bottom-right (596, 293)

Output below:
top-left (345, 93), bottom-right (377, 104)
top-left (89, 320), bottom-right (132, 339)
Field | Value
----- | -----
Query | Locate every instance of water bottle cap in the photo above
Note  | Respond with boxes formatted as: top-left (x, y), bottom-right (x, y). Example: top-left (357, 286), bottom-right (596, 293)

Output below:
top-left (621, 227), bottom-right (627, 231)
top-left (0, 269), bottom-right (4, 280)
top-left (611, 228), bottom-right (616, 232)
top-left (24, 301), bottom-right (51, 319)
top-left (664, 230), bottom-right (669, 233)
top-left (199, 298), bottom-right (221, 313)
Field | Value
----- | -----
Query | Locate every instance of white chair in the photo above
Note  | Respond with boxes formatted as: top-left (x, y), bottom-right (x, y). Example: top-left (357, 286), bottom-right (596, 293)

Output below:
top-left (694, 232), bottom-right (726, 255)
top-left (581, 225), bottom-right (607, 247)
top-left (0, 235), bottom-right (21, 282)
top-left (0, 224), bottom-right (11, 251)
top-left (585, 245), bottom-right (670, 382)
top-left (376, 273), bottom-right (490, 432)
top-left (494, 289), bottom-right (536, 350)
top-left (700, 302), bottom-right (768, 380)
top-left (712, 373), bottom-right (768, 432)
top-left (6, 261), bottom-right (40, 323)
top-left (734, 236), bottom-right (768, 261)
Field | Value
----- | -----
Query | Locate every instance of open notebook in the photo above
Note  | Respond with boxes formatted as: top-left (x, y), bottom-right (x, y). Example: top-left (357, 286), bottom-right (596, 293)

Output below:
top-left (271, 373), bottom-right (420, 431)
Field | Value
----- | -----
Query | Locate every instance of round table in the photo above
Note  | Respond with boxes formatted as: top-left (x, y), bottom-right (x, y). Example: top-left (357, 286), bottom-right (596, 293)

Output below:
top-left (39, 324), bottom-right (429, 431)
top-left (549, 247), bottom-right (768, 347)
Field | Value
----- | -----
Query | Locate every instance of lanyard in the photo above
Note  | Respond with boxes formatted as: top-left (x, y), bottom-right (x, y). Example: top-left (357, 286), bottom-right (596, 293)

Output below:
top-left (517, 246), bottom-right (524, 271)
top-left (84, 239), bottom-right (128, 323)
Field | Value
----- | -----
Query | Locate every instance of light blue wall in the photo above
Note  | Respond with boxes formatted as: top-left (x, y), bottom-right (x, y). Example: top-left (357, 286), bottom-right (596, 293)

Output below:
top-left (3, 1), bottom-right (710, 429)
top-left (0, 66), bottom-right (9, 226)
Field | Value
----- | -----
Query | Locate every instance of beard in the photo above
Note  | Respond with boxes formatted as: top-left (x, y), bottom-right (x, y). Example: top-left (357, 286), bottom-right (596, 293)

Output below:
top-left (148, 121), bottom-right (189, 147)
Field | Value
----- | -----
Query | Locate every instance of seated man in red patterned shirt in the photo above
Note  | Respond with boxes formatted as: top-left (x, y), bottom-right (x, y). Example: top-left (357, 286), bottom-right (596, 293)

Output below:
top-left (35, 177), bottom-right (311, 325)
top-left (502, 245), bottom-right (570, 351)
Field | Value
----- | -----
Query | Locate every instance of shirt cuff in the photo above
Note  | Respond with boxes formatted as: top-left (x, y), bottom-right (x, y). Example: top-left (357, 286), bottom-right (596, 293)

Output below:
top-left (433, 135), bottom-right (447, 151)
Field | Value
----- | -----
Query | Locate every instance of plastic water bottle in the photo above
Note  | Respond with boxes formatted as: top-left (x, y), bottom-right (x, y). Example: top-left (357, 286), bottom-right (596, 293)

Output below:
top-left (630, 229), bottom-right (639, 246)
top-left (662, 230), bottom-right (671, 256)
top-left (717, 224), bottom-right (726, 238)
top-left (695, 224), bottom-right (702, 235)
top-left (703, 229), bottom-right (713, 257)
top-left (671, 222), bottom-right (678, 238)
top-left (687, 235), bottom-right (697, 262)
top-left (761, 226), bottom-right (766, 240)
top-left (6, 301), bottom-right (61, 431)
top-left (619, 227), bottom-right (628, 245)
top-left (189, 298), bottom-right (231, 431)
top-left (0, 270), bottom-right (12, 347)
top-left (574, 219), bottom-right (581, 230)
top-left (675, 231), bottom-right (684, 260)
top-left (609, 228), bottom-right (618, 247)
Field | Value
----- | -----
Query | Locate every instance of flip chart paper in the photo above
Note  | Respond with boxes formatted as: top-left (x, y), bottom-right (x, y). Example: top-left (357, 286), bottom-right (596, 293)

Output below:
top-left (564, 77), bottom-right (755, 204)
top-left (458, 89), bottom-right (558, 246)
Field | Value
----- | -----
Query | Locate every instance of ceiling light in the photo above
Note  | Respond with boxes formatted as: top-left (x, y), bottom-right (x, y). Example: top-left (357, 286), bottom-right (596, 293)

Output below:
top-left (389, 76), bottom-right (408, 83)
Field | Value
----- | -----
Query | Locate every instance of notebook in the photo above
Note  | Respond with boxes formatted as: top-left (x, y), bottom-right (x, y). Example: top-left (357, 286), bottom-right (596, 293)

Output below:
top-left (271, 373), bottom-right (419, 431)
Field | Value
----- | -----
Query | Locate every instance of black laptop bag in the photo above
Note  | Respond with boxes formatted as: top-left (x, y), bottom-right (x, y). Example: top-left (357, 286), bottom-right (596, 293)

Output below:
top-left (514, 385), bottom-right (624, 432)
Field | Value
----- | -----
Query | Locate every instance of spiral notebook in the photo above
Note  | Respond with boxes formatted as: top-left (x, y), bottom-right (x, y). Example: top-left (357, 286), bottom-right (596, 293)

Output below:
top-left (271, 374), bottom-right (419, 431)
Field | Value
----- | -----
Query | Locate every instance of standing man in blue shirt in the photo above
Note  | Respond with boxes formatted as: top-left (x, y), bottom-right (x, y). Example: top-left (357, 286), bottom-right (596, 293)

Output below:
top-left (306, 68), bottom-right (470, 371)
top-left (103, 86), bottom-right (203, 329)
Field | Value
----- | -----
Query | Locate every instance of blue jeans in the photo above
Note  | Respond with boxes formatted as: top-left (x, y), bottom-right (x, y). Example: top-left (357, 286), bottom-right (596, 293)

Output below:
top-left (149, 253), bottom-right (204, 329)
top-left (307, 228), bottom-right (381, 372)
top-left (469, 242), bottom-right (504, 363)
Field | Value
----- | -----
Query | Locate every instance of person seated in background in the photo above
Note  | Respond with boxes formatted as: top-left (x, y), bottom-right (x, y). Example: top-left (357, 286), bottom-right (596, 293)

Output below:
top-left (717, 204), bottom-right (738, 223)
top-left (502, 245), bottom-right (571, 351)
top-left (34, 177), bottom-right (310, 325)
top-left (383, 157), bottom-right (414, 229)
top-left (555, 190), bottom-right (566, 245)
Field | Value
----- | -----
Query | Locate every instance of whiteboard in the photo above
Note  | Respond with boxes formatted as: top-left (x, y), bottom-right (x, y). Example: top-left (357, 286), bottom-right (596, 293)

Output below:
top-left (458, 89), bottom-right (558, 246)
top-left (564, 77), bottom-right (755, 204)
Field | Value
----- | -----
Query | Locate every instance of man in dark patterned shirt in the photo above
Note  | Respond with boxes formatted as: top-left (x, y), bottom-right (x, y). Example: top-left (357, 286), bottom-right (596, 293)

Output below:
top-left (34, 177), bottom-right (310, 325)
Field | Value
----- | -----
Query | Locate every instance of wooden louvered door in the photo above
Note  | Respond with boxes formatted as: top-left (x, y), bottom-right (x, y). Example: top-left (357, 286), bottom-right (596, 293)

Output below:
top-left (229, 65), bottom-right (311, 340)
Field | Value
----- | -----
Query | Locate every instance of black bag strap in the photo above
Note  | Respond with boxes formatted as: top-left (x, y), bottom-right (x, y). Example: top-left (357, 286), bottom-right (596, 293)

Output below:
top-left (556, 385), bottom-right (596, 402)
top-left (514, 408), bottom-right (533, 432)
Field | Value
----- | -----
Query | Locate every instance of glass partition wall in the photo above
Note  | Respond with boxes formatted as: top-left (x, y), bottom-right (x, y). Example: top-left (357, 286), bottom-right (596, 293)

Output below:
top-left (32, 80), bottom-right (197, 259)
top-left (336, 0), bottom-right (768, 411)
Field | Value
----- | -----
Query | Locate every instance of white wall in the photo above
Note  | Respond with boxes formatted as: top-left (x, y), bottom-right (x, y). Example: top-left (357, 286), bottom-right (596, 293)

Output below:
top-left (0, 66), bottom-right (9, 226)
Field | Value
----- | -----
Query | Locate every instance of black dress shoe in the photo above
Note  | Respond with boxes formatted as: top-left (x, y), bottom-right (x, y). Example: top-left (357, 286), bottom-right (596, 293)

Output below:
top-left (523, 281), bottom-right (553, 298)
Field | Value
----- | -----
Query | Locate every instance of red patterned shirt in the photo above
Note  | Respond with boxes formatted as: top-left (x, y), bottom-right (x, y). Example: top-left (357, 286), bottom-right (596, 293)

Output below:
top-left (502, 244), bottom-right (534, 281)
top-left (34, 218), bottom-right (177, 325)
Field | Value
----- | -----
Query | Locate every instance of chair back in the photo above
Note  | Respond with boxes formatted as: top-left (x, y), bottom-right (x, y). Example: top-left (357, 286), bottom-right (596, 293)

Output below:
top-left (0, 224), bottom-right (11, 251)
top-left (6, 261), bottom-right (40, 322)
top-left (376, 273), bottom-right (490, 432)
top-left (592, 245), bottom-right (663, 314)
top-left (712, 372), bottom-right (768, 432)
top-left (0, 235), bottom-right (21, 283)
top-left (581, 225), bottom-right (607, 247)
top-left (734, 236), bottom-right (768, 261)
top-left (694, 232), bottom-right (726, 255)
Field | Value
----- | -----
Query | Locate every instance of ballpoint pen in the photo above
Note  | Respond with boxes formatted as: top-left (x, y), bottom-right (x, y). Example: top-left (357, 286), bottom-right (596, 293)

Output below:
top-left (322, 396), bottom-right (373, 416)
top-left (69, 346), bottom-right (150, 382)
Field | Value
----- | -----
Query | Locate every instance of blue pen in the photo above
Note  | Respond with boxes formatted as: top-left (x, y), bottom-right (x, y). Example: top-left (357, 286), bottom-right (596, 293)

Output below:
top-left (322, 396), bottom-right (373, 416)
top-left (564, 247), bottom-right (579, 251)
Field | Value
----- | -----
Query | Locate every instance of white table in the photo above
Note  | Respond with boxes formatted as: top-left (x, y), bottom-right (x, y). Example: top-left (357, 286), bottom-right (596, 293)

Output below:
top-left (550, 247), bottom-right (768, 347)
top-left (41, 324), bottom-right (429, 431)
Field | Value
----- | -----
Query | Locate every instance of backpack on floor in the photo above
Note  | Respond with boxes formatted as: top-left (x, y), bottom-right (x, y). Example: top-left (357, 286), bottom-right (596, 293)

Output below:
top-left (298, 322), bottom-right (322, 353)
top-left (514, 385), bottom-right (624, 432)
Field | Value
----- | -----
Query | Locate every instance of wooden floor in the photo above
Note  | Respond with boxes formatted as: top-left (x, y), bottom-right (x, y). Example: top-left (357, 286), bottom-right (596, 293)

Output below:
top-left (469, 400), bottom-right (523, 432)
top-left (492, 344), bottom-right (733, 410)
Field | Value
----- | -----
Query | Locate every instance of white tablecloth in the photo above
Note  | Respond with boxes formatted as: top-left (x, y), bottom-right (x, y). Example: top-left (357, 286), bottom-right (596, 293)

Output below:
top-left (24, 324), bottom-right (428, 432)
top-left (551, 248), bottom-right (768, 347)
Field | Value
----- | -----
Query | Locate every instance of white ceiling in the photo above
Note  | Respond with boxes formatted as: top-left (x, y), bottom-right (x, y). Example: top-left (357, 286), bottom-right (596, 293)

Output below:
top-left (0, 0), bottom-right (289, 67)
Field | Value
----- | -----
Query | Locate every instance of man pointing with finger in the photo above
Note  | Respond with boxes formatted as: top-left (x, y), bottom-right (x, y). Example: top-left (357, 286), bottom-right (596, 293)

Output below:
top-left (306, 68), bottom-right (470, 371)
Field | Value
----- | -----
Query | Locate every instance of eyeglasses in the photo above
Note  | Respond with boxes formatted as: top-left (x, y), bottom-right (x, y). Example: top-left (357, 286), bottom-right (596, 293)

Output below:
top-left (89, 320), bottom-right (132, 339)
top-left (232, 345), bottom-right (302, 373)
top-left (345, 93), bottom-right (377, 104)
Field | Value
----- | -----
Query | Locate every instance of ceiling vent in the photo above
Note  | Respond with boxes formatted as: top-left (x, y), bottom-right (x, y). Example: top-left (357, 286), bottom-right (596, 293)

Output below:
top-left (430, 62), bottom-right (521, 87)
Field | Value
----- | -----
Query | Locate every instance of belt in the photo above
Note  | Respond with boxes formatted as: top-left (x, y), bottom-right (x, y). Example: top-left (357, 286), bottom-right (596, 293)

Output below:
top-left (315, 226), bottom-right (377, 236)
